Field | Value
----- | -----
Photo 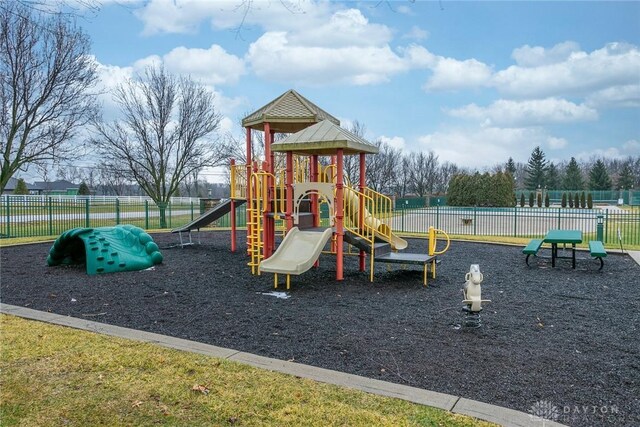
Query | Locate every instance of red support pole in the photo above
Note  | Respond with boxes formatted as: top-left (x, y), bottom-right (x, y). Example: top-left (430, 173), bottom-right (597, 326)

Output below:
top-left (336, 149), bottom-right (344, 281)
top-left (285, 151), bottom-right (293, 231)
top-left (263, 123), bottom-right (274, 258)
top-left (230, 158), bottom-right (237, 252)
top-left (311, 154), bottom-right (319, 227)
top-left (358, 152), bottom-right (366, 271)
top-left (245, 127), bottom-right (252, 255)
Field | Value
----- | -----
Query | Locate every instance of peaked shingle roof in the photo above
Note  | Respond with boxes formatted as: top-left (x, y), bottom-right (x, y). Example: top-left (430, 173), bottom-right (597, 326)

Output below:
top-left (242, 90), bottom-right (340, 133)
top-left (271, 120), bottom-right (379, 155)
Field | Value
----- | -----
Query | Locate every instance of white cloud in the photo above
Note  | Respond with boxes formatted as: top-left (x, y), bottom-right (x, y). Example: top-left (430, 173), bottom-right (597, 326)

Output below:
top-left (511, 41), bottom-right (581, 67)
top-left (416, 127), bottom-right (565, 169)
top-left (448, 98), bottom-right (598, 127)
top-left (493, 42), bottom-right (640, 98)
top-left (547, 137), bottom-right (568, 150)
top-left (163, 45), bottom-right (246, 85)
top-left (247, 32), bottom-right (416, 85)
top-left (379, 135), bottom-right (406, 150)
top-left (288, 8), bottom-right (392, 48)
top-left (423, 57), bottom-right (493, 91)
top-left (403, 25), bottom-right (429, 41)
top-left (586, 84), bottom-right (640, 108)
top-left (136, 0), bottom-right (335, 35)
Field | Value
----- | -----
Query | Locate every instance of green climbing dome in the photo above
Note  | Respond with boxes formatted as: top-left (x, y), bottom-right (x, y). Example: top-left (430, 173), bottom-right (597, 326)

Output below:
top-left (47, 225), bottom-right (163, 275)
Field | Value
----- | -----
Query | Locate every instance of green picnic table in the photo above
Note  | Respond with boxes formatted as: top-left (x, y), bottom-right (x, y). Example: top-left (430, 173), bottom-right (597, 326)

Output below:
top-left (543, 229), bottom-right (583, 269)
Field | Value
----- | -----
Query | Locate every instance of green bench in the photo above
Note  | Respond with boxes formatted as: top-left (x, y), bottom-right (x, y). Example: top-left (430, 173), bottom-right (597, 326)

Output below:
top-left (523, 239), bottom-right (543, 266)
top-left (589, 240), bottom-right (607, 270)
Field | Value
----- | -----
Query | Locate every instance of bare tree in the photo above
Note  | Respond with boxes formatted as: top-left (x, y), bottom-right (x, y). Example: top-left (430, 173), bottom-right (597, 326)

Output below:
top-left (407, 151), bottom-right (439, 197)
top-left (366, 140), bottom-right (401, 194)
top-left (92, 66), bottom-right (230, 227)
top-left (0, 2), bottom-right (98, 192)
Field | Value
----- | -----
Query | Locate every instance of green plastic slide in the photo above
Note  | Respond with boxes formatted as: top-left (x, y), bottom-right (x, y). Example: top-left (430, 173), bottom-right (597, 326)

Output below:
top-left (47, 225), bottom-right (163, 275)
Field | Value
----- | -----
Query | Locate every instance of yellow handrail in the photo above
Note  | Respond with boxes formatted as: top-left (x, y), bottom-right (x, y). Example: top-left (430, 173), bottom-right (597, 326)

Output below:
top-left (230, 163), bottom-right (248, 200)
top-left (429, 227), bottom-right (451, 256)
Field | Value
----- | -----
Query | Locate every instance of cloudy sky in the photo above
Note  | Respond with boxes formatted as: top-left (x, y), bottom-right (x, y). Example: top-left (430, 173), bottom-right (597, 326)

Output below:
top-left (86, 0), bottom-right (639, 176)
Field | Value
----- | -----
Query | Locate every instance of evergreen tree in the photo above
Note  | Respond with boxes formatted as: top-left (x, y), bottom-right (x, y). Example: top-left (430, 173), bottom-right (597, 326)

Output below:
top-left (77, 181), bottom-right (91, 195)
top-left (520, 193), bottom-right (525, 207)
top-left (529, 192), bottom-right (534, 207)
top-left (580, 191), bottom-right (586, 208)
top-left (568, 193), bottom-right (574, 208)
top-left (587, 193), bottom-right (593, 209)
top-left (506, 157), bottom-right (517, 187)
top-left (14, 178), bottom-right (29, 195)
top-left (525, 146), bottom-right (547, 190)
top-left (545, 162), bottom-right (560, 190)
top-left (563, 157), bottom-right (583, 190)
top-left (561, 193), bottom-right (567, 208)
top-left (544, 193), bottom-right (550, 207)
top-left (574, 193), bottom-right (580, 209)
top-left (589, 160), bottom-right (613, 190)
top-left (616, 162), bottom-right (634, 190)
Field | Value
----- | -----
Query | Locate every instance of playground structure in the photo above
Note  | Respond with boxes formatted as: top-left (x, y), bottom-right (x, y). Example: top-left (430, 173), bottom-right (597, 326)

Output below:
top-left (47, 225), bottom-right (163, 275)
top-left (225, 90), bottom-right (449, 288)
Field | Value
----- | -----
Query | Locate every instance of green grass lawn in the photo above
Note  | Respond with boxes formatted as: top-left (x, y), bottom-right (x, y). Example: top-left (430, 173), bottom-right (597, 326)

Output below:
top-left (0, 315), bottom-right (493, 427)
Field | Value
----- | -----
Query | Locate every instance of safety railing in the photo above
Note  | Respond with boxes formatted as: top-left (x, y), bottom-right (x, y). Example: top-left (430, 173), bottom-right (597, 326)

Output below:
top-left (230, 162), bottom-right (247, 200)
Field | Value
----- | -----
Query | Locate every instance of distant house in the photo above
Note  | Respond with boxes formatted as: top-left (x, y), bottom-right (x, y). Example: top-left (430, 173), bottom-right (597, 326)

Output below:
top-left (31, 180), bottom-right (80, 195)
top-left (2, 178), bottom-right (43, 195)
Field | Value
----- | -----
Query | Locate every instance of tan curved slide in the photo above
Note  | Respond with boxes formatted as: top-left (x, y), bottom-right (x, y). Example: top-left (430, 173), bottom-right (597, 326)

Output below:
top-left (343, 187), bottom-right (407, 250)
top-left (259, 227), bottom-right (333, 275)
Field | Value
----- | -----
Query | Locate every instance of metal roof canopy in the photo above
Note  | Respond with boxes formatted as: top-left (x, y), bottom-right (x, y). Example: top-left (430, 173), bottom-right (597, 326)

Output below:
top-left (271, 120), bottom-right (379, 156)
top-left (242, 89), bottom-right (340, 133)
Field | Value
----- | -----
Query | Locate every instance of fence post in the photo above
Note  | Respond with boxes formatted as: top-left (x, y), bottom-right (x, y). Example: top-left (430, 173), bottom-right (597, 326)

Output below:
top-left (168, 202), bottom-right (172, 228)
top-left (557, 207), bottom-right (561, 229)
top-left (145, 200), bottom-right (149, 229)
top-left (604, 210), bottom-right (609, 244)
top-left (4, 196), bottom-right (10, 238)
top-left (85, 198), bottom-right (90, 228)
top-left (513, 206), bottom-right (517, 237)
top-left (115, 198), bottom-right (120, 225)
top-left (191, 201), bottom-right (194, 221)
top-left (48, 197), bottom-right (53, 236)
top-left (473, 206), bottom-right (477, 235)
top-left (435, 205), bottom-right (439, 230)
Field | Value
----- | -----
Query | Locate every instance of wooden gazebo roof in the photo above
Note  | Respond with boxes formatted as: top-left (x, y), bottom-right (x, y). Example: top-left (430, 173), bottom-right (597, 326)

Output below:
top-left (271, 120), bottom-right (379, 156)
top-left (242, 90), bottom-right (340, 133)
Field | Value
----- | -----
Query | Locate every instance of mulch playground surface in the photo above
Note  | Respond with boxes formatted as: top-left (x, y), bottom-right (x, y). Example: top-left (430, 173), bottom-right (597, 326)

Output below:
top-left (1, 230), bottom-right (638, 426)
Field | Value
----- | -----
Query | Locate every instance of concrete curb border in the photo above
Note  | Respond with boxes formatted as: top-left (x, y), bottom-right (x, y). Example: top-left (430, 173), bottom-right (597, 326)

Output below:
top-left (1, 303), bottom-right (566, 427)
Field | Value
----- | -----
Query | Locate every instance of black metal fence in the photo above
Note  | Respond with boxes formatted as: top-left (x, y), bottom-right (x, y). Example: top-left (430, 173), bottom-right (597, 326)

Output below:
top-left (2, 196), bottom-right (639, 248)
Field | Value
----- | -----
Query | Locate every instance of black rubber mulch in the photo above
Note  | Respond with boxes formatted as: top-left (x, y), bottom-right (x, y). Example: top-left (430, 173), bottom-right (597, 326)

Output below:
top-left (1, 231), bottom-right (638, 427)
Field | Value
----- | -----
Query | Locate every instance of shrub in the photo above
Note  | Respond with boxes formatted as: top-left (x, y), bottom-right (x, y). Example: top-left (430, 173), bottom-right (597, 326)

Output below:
top-left (529, 192), bottom-right (534, 207)
top-left (587, 193), bottom-right (593, 209)
top-left (580, 191), bottom-right (586, 208)
top-left (520, 193), bottom-right (525, 207)
top-left (561, 193), bottom-right (567, 208)
top-left (544, 193), bottom-right (550, 207)
top-left (574, 193), bottom-right (580, 209)
top-left (536, 192), bottom-right (542, 208)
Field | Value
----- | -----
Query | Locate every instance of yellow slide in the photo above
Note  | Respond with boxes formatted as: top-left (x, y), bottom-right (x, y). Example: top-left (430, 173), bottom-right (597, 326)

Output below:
top-left (259, 227), bottom-right (334, 276)
top-left (343, 187), bottom-right (407, 250)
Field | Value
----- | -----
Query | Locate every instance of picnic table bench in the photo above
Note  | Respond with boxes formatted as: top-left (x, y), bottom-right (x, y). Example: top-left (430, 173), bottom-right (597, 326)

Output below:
top-left (589, 240), bottom-right (607, 270)
top-left (522, 238), bottom-right (543, 266)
